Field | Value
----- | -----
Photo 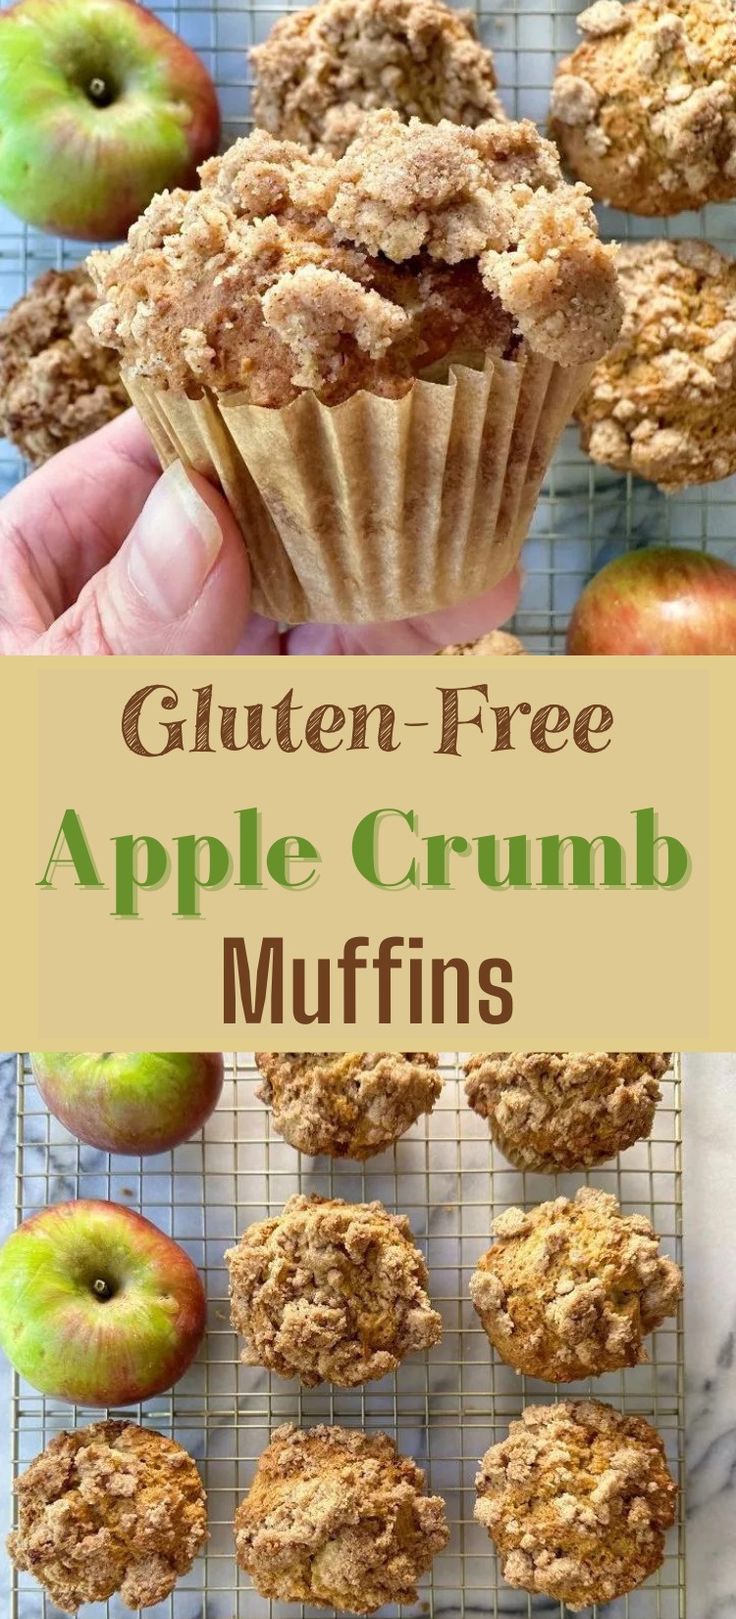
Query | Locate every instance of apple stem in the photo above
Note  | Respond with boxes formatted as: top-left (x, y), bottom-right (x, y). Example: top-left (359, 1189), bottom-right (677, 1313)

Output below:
top-left (93, 1277), bottom-right (112, 1299)
top-left (87, 76), bottom-right (114, 108)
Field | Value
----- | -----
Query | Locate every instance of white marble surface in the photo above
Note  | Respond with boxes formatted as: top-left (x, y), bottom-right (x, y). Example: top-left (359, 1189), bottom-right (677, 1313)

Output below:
top-left (0, 1052), bottom-right (732, 1617)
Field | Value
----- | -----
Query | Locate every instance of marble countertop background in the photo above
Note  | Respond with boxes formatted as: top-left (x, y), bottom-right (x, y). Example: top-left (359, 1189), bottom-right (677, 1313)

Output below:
top-left (0, 1050), bottom-right (732, 1618)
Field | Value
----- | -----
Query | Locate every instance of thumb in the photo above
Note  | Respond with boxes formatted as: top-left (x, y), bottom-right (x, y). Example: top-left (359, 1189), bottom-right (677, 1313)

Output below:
top-left (36, 461), bottom-right (252, 654)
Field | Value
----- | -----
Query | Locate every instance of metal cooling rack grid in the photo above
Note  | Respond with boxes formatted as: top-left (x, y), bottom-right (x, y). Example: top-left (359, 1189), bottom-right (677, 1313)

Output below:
top-left (8, 1051), bottom-right (685, 1618)
top-left (1, 0), bottom-right (736, 649)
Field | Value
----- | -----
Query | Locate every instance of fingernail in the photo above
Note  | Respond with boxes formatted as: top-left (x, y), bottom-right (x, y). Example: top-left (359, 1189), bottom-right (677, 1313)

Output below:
top-left (127, 460), bottom-right (224, 618)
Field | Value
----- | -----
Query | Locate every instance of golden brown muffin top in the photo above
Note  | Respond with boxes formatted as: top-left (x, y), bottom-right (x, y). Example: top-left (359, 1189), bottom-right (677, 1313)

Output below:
top-left (225, 1192), bottom-right (442, 1387)
top-left (577, 238), bottom-right (736, 490)
top-left (256, 1051), bottom-right (441, 1159)
top-left (251, 0), bottom-right (503, 154)
top-left (437, 628), bottom-right (525, 653)
top-left (235, 1422), bottom-right (448, 1613)
top-left (0, 267), bottom-right (126, 466)
top-left (550, 0), bottom-right (736, 216)
top-left (7, 1420), bottom-right (207, 1614)
top-left (464, 1051), bottom-right (669, 1170)
top-left (87, 112), bottom-right (621, 406)
top-left (475, 1400), bottom-right (677, 1610)
top-left (470, 1186), bottom-right (682, 1382)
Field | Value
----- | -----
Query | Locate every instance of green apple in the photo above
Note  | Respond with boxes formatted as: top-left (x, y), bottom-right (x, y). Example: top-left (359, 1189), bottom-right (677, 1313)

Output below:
top-left (0, 1199), bottom-right (206, 1404)
top-left (30, 1051), bottom-right (224, 1155)
top-left (0, 0), bottom-right (220, 240)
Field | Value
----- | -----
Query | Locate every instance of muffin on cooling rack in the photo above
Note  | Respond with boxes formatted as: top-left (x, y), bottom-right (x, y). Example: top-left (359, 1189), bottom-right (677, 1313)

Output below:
top-left (250, 0), bottom-right (504, 155)
top-left (0, 267), bottom-right (127, 466)
top-left (87, 110), bottom-right (621, 624)
top-left (469, 1185), bottom-right (682, 1381)
top-left (576, 239), bottom-right (736, 490)
top-left (437, 628), bottom-right (525, 654)
top-left (464, 1051), bottom-right (670, 1171)
top-left (6, 1420), bottom-right (207, 1613)
top-left (475, 1400), bottom-right (678, 1609)
top-left (255, 1050), bottom-right (441, 1158)
top-left (235, 1422), bottom-right (448, 1612)
top-left (550, 0), bottom-right (736, 216)
top-left (225, 1192), bottom-right (442, 1386)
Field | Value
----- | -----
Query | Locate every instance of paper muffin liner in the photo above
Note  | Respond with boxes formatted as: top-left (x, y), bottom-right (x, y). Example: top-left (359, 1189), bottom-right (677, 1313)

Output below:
top-left (124, 350), bottom-right (592, 624)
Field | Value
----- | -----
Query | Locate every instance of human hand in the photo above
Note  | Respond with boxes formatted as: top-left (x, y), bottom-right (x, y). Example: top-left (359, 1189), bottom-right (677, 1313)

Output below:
top-left (0, 410), bottom-right (521, 655)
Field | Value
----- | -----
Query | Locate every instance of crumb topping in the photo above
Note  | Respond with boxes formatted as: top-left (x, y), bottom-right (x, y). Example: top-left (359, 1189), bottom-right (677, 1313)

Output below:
top-left (475, 1401), bottom-right (677, 1610)
top-left (0, 268), bottom-right (127, 466)
top-left (550, 0), bottom-right (736, 215)
top-left (225, 1193), bottom-right (442, 1386)
top-left (577, 238), bottom-right (736, 489)
top-left (255, 1051), bottom-right (441, 1158)
top-left (437, 628), bottom-right (525, 653)
top-left (6, 1421), bottom-right (207, 1614)
top-left (464, 1051), bottom-right (669, 1171)
top-left (251, 0), bottom-right (504, 154)
top-left (235, 1422), bottom-right (448, 1613)
top-left (87, 112), bottom-right (621, 405)
top-left (470, 1186), bottom-right (682, 1382)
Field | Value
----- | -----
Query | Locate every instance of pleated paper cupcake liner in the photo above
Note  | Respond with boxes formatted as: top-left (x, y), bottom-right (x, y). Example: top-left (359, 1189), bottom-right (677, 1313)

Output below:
top-left (124, 349), bottom-right (592, 624)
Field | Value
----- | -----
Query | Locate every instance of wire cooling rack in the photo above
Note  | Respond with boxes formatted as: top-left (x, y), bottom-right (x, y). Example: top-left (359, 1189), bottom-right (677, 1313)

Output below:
top-left (0, 0), bottom-right (735, 648)
top-left (7, 1051), bottom-right (685, 1618)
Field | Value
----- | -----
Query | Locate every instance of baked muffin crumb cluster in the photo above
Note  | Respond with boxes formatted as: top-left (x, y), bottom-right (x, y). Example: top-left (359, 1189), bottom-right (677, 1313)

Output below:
top-left (87, 111), bottom-right (620, 407)
top-left (256, 1050), bottom-right (441, 1157)
top-left (470, 1185), bottom-right (682, 1380)
top-left (7, 1421), bottom-right (207, 1614)
top-left (0, 268), bottom-right (126, 466)
top-left (465, 1051), bottom-right (670, 1170)
top-left (437, 629), bottom-right (525, 654)
top-left (235, 1422), bottom-right (448, 1612)
top-left (551, 0), bottom-right (736, 216)
top-left (475, 1401), bottom-right (678, 1611)
top-left (251, 0), bottom-right (504, 154)
top-left (225, 1192), bottom-right (442, 1386)
top-left (577, 238), bottom-right (736, 489)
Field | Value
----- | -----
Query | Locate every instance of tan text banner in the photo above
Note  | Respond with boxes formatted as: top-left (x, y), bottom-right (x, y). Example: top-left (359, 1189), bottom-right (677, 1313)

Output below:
top-left (1, 655), bottom-right (733, 1048)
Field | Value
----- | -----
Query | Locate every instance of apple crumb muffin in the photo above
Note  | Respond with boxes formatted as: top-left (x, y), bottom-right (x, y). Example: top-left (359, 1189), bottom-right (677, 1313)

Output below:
top-left (6, 1420), bottom-right (207, 1613)
top-left (550, 0), bottom-right (736, 216)
top-left (226, 1193), bottom-right (442, 1386)
top-left (255, 1051), bottom-right (441, 1158)
top-left (470, 1186), bottom-right (682, 1381)
top-left (576, 239), bottom-right (736, 490)
top-left (0, 268), bottom-right (127, 466)
top-left (87, 111), bottom-right (622, 406)
top-left (235, 1422), bottom-right (448, 1612)
top-left (250, 0), bottom-right (503, 155)
top-left (464, 1051), bottom-right (670, 1170)
top-left (475, 1401), bottom-right (677, 1609)
top-left (437, 629), bottom-right (525, 653)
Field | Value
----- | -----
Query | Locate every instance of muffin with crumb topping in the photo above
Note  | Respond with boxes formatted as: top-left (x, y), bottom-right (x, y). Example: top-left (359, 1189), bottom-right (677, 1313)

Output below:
top-left (576, 238), bottom-right (736, 489)
top-left (464, 1051), bottom-right (669, 1170)
top-left (0, 268), bottom-right (126, 466)
top-left (475, 1401), bottom-right (677, 1609)
top-left (251, 0), bottom-right (504, 155)
top-left (256, 1051), bottom-right (441, 1157)
top-left (235, 1423), bottom-right (448, 1612)
top-left (6, 1420), bottom-right (207, 1613)
top-left (88, 111), bottom-right (620, 625)
top-left (437, 629), bottom-right (525, 654)
top-left (470, 1186), bottom-right (682, 1381)
top-left (226, 1192), bottom-right (442, 1386)
top-left (550, 0), bottom-right (736, 217)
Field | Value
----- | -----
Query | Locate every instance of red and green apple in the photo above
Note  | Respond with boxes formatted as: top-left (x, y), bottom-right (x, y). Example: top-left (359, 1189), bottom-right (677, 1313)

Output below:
top-left (30, 1051), bottom-right (224, 1155)
top-left (0, 0), bottom-right (221, 240)
top-left (567, 547), bottom-right (736, 654)
top-left (0, 1199), bottom-right (206, 1405)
